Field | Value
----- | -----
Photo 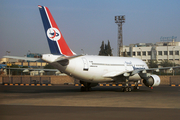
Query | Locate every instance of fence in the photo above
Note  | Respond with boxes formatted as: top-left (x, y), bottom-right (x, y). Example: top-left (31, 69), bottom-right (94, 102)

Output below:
top-left (170, 76), bottom-right (180, 86)
top-left (1, 75), bottom-right (180, 86)
top-left (2, 76), bottom-right (51, 85)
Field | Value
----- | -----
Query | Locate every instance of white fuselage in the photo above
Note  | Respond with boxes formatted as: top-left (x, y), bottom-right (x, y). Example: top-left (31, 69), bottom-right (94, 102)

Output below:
top-left (50, 55), bottom-right (149, 83)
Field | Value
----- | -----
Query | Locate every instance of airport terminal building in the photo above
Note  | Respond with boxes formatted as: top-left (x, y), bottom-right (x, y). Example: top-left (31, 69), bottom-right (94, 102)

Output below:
top-left (123, 40), bottom-right (180, 65)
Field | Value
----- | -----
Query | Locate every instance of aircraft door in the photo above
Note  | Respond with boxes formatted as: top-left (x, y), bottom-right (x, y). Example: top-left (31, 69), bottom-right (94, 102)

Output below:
top-left (82, 58), bottom-right (89, 71)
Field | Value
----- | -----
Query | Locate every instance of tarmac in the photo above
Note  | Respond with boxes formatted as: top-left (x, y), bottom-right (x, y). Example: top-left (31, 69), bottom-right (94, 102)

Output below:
top-left (0, 85), bottom-right (180, 120)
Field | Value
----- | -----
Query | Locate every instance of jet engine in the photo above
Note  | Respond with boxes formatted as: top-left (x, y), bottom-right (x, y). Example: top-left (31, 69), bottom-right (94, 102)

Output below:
top-left (143, 75), bottom-right (161, 87)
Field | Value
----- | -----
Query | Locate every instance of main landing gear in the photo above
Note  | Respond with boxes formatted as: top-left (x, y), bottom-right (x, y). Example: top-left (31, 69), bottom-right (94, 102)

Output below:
top-left (80, 81), bottom-right (93, 92)
top-left (133, 86), bottom-right (140, 90)
top-left (80, 86), bottom-right (91, 92)
top-left (121, 78), bottom-right (140, 92)
top-left (121, 86), bottom-right (140, 92)
top-left (121, 86), bottom-right (132, 92)
top-left (121, 78), bottom-right (131, 92)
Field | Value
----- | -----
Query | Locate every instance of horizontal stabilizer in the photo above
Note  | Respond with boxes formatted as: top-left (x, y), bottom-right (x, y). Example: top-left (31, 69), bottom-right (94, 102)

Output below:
top-left (3, 56), bottom-right (44, 62)
top-left (5, 67), bottom-right (59, 72)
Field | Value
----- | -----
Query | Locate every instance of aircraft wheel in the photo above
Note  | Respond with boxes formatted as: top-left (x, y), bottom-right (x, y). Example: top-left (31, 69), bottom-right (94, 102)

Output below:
top-left (134, 86), bottom-right (140, 90)
top-left (81, 87), bottom-right (91, 92)
top-left (125, 87), bottom-right (129, 92)
top-left (80, 87), bottom-right (86, 92)
top-left (88, 87), bottom-right (92, 91)
top-left (128, 87), bottom-right (132, 92)
top-left (121, 87), bottom-right (131, 92)
top-left (121, 87), bottom-right (125, 92)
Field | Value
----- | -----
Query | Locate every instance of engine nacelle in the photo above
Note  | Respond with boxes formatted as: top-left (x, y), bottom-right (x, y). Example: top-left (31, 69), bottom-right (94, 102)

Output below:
top-left (143, 75), bottom-right (161, 87)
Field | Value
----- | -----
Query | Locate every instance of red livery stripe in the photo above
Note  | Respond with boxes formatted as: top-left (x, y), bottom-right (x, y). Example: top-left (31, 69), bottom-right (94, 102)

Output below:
top-left (44, 6), bottom-right (74, 56)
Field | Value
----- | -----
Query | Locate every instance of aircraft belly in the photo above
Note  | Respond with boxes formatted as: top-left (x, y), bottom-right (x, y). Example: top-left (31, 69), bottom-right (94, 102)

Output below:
top-left (49, 62), bottom-right (65, 72)
top-left (129, 74), bottom-right (141, 81)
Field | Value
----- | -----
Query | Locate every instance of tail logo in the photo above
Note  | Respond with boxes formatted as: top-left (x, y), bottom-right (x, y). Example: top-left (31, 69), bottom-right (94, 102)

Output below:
top-left (47, 28), bottom-right (61, 41)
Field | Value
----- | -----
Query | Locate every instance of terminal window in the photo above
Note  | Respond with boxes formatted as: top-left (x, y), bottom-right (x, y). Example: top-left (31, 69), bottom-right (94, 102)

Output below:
top-left (142, 51), bottom-right (146, 56)
top-left (164, 51), bottom-right (167, 55)
top-left (158, 51), bottom-right (162, 55)
top-left (169, 51), bottom-right (173, 55)
top-left (133, 52), bottom-right (136, 56)
top-left (175, 51), bottom-right (179, 55)
top-left (137, 52), bottom-right (141, 56)
top-left (148, 51), bottom-right (151, 55)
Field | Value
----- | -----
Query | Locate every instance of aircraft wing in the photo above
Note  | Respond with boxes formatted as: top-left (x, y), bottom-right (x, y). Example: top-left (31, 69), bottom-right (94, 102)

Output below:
top-left (3, 55), bottom-right (84, 72)
top-left (144, 66), bottom-right (180, 72)
top-left (103, 66), bottom-right (180, 78)
top-left (3, 56), bottom-right (44, 62)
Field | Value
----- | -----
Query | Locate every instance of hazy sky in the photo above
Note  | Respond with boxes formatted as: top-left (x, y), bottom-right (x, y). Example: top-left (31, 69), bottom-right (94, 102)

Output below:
top-left (0, 0), bottom-right (180, 58)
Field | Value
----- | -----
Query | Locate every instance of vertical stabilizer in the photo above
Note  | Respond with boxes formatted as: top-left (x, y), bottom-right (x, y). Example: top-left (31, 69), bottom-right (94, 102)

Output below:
top-left (38, 5), bottom-right (75, 56)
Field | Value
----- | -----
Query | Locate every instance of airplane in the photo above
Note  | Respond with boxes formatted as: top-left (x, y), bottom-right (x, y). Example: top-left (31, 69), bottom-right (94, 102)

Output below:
top-left (3, 5), bottom-right (180, 92)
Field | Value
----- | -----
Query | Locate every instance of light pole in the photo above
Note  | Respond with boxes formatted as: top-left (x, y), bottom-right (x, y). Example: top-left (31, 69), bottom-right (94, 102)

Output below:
top-left (6, 51), bottom-right (11, 83)
top-left (167, 42), bottom-right (169, 60)
top-left (115, 15), bottom-right (125, 56)
top-left (81, 49), bottom-right (84, 54)
top-left (172, 47), bottom-right (175, 76)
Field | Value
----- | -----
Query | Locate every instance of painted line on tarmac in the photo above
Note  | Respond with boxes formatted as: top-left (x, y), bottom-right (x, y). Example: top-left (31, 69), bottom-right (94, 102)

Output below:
top-left (74, 83), bottom-right (143, 87)
top-left (2, 83), bottom-right (52, 86)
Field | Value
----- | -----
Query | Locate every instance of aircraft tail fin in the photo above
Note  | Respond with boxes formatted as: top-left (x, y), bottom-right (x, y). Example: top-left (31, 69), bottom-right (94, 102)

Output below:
top-left (38, 5), bottom-right (75, 56)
